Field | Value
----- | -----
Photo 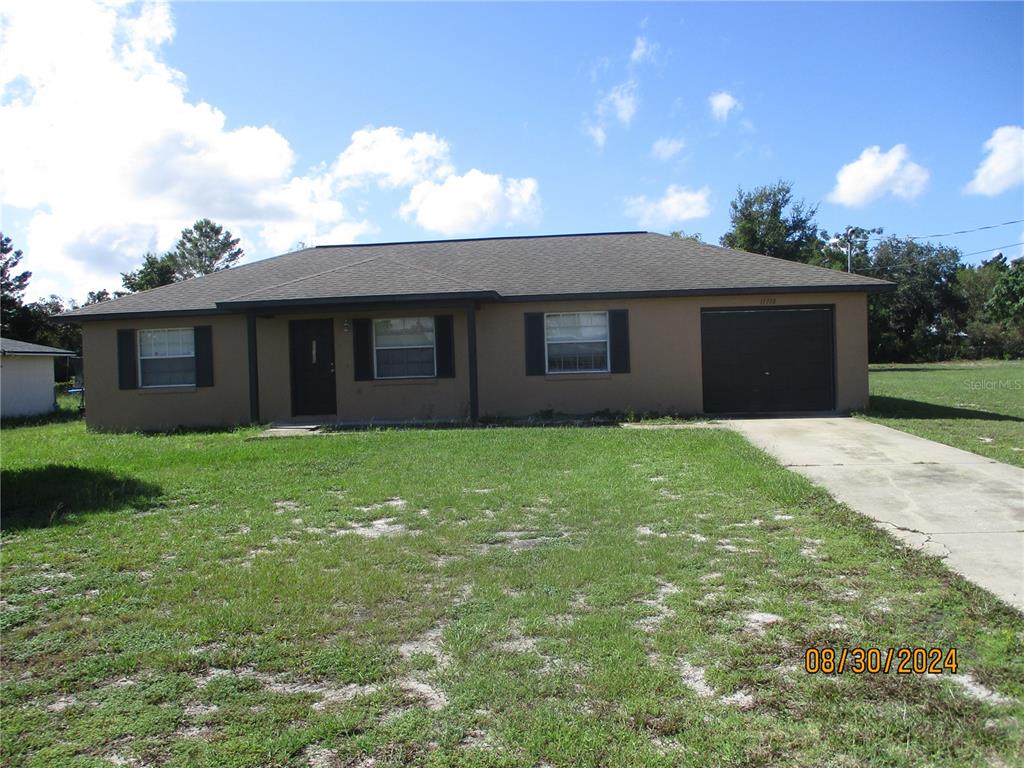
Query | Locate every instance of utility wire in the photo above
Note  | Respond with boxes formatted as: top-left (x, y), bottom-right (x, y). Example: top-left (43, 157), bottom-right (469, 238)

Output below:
top-left (907, 218), bottom-right (1023, 240)
top-left (962, 241), bottom-right (1024, 258)
top-left (863, 217), bottom-right (1024, 241)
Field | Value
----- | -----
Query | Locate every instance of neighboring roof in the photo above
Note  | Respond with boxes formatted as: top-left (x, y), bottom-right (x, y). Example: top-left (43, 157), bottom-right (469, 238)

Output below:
top-left (60, 231), bottom-right (893, 320)
top-left (0, 337), bottom-right (75, 356)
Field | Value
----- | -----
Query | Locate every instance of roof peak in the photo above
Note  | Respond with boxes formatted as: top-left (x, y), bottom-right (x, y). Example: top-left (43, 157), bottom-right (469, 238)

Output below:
top-left (312, 231), bottom-right (649, 249)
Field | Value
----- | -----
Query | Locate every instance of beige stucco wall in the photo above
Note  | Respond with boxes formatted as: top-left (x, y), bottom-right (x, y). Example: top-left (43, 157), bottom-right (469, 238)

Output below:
top-left (79, 291), bottom-right (868, 430)
top-left (81, 315), bottom-right (250, 431)
top-left (256, 308), bottom-right (471, 423)
top-left (0, 355), bottom-right (58, 418)
top-left (476, 292), bottom-right (869, 418)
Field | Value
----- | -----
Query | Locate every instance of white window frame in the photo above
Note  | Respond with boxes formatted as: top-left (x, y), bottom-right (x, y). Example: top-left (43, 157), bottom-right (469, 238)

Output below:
top-left (137, 328), bottom-right (196, 389)
top-left (543, 311), bottom-right (610, 375)
top-left (371, 317), bottom-right (437, 380)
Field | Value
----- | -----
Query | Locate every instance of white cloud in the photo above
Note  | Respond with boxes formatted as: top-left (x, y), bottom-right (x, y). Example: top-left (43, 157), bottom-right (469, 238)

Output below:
top-left (630, 36), bottom-right (656, 64)
top-left (651, 137), bottom-right (685, 161)
top-left (586, 124), bottom-right (607, 149)
top-left (0, 1), bottom-right (537, 299)
top-left (332, 126), bottom-right (452, 189)
top-left (625, 185), bottom-right (711, 228)
top-left (964, 125), bottom-right (1024, 197)
top-left (599, 80), bottom-right (638, 126)
top-left (709, 91), bottom-right (740, 122)
top-left (827, 144), bottom-right (930, 207)
top-left (400, 170), bottom-right (540, 236)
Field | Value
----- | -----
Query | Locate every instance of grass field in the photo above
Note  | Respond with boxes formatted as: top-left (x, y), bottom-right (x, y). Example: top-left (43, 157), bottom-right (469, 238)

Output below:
top-left (2, 421), bottom-right (1022, 768)
top-left (861, 359), bottom-right (1024, 466)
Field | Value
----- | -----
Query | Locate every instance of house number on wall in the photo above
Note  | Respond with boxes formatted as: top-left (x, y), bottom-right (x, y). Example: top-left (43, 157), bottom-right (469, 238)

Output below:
top-left (759, 297), bottom-right (777, 305)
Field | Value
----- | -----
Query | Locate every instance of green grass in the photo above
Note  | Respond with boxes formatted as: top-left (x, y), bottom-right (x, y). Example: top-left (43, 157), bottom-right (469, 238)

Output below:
top-left (1, 421), bottom-right (1022, 767)
top-left (861, 359), bottom-right (1024, 466)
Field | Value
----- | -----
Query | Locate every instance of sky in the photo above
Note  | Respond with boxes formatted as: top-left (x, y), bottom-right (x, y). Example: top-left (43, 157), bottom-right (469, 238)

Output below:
top-left (1, 1), bottom-right (1022, 303)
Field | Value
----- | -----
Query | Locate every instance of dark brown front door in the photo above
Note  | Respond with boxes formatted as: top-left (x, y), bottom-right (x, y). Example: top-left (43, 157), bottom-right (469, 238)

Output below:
top-left (289, 319), bottom-right (337, 417)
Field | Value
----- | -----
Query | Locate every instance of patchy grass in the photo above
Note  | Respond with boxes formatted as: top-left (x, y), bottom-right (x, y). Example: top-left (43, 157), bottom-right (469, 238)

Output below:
top-left (860, 359), bottom-right (1024, 466)
top-left (1, 421), bottom-right (1022, 767)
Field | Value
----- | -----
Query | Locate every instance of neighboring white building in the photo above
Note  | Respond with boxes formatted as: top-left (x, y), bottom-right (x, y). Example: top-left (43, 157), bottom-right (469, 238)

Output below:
top-left (0, 337), bottom-right (75, 418)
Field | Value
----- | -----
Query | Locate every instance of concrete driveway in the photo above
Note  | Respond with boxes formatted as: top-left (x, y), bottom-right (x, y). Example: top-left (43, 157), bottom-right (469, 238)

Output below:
top-left (727, 417), bottom-right (1024, 612)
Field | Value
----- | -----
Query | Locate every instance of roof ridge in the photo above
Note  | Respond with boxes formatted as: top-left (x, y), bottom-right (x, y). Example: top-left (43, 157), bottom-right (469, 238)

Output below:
top-left (312, 231), bottom-right (648, 249)
top-left (376, 254), bottom-right (487, 292)
top-left (225, 254), bottom-right (383, 301)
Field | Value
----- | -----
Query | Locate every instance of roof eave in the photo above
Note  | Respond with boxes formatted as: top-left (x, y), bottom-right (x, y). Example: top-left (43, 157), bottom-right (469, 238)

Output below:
top-left (215, 290), bottom-right (501, 311)
top-left (497, 282), bottom-right (895, 302)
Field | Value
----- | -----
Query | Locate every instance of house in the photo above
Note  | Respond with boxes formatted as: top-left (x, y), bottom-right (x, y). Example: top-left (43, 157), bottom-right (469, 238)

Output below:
top-left (59, 232), bottom-right (892, 431)
top-left (0, 337), bottom-right (75, 419)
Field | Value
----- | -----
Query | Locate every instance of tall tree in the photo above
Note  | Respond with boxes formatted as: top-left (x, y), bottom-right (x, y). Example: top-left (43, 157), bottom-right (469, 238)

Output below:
top-left (719, 180), bottom-right (825, 263)
top-left (985, 259), bottom-right (1024, 324)
top-left (863, 237), bottom-right (964, 362)
top-left (121, 252), bottom-right (178, 293)
top-left (169, 218), bottom-right (243, 279)
top-left (1, 233), bottom-right (32, 335)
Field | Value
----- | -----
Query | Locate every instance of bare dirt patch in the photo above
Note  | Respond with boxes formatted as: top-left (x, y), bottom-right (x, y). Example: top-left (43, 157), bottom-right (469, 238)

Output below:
top-left (190, 667), bottom-right (378, 710)
top-left (395, 677), bottom-right (447, 710)
top-left (340, 517), bottom-right (414, 539)
top-left (947, 673), bottom-right (1016, 706)
top-left (355, 497), bottom-right (407, 513)
top-left (743, 611), bottom-right (783, 634)
top-left (636, 581), bottom-right (681, 633)
top-left (476, 530), bottom-right (567, 553)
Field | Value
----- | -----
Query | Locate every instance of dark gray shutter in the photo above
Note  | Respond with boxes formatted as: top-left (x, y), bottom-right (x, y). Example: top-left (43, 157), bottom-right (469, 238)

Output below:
top-left (117, 329), bottom-right (137, 389)
top-left (194, 326), bottom-right (213, 387)
top-left (352, 318), bottom-right (373, 381)
top-left (609, 309), bottom-right (630, 374)
top-left (524, 312), bottom-right (545, 376)
top-left (434, 315), bottom-right (455, 378)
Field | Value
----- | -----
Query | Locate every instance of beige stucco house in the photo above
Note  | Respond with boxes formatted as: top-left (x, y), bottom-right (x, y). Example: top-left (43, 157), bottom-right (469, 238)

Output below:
top-left (60, 232), bottom-right (892, 431)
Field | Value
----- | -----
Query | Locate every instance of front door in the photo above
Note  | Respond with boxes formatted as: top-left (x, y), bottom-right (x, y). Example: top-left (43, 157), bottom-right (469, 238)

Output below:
top-left (289, 319), bottom-right (337, 417)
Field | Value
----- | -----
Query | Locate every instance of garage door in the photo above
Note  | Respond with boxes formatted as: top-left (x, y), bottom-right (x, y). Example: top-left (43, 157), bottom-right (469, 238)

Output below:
top-left (701, 306), bottom-right (835, 414)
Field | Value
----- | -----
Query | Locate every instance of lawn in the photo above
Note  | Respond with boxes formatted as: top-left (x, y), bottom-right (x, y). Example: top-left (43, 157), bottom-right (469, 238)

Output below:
top-left (1, 420), bottom-right (1022, 768)
top-left (861, 359), bottom-right (1024, 466)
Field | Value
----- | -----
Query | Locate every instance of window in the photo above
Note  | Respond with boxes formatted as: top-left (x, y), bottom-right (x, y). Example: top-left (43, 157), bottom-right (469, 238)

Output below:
top-left (373, 317), bottom-right (436, 379)
top-left (545, 312), bottom-right (609, 373)
top-left (138, 328), bottom-right (195, 387)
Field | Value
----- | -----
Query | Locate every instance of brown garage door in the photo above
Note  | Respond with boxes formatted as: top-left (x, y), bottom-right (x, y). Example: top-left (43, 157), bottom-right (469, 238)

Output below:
top-left (701, 306), bottom-right (835, 414)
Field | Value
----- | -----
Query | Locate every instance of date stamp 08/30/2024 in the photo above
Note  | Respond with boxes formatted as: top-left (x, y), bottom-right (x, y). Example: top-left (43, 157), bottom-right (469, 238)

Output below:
top-left (804, 647), bottom-right (958, 675)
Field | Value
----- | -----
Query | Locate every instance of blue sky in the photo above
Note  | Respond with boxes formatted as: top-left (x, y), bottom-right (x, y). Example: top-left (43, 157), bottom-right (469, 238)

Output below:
top-left (1, 1), bottom-right (1022, 301)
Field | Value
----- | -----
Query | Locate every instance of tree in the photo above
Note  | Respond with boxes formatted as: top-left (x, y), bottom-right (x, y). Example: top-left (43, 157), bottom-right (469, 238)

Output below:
top-left (1, 232), bottom-right (32, 334)
top-left (719, 180), bottom-right (825, 263)
top-left (121, 252), bottom-right (177, 293)
top-left (669, 230), bottom-right (704, 242)
top-left (862, 237), bottom-right (964, 362)
top-left (985, 259), bottom-right (1024, 324)
top-left (84, 289), bottom-right (112, 305)
top-left (169, 218), bottom-right (243, 279)
top-left (956, 254), bottom-right (1007, 322)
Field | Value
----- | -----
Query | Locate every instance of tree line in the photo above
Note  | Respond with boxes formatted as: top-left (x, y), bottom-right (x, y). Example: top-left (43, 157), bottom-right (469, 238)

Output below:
top-left (0, 219), bottom-right (242, 353)
top-left (674, 180), bottom-right (1022, 362)
top-left (2, 195), bottom-right (1022, 363)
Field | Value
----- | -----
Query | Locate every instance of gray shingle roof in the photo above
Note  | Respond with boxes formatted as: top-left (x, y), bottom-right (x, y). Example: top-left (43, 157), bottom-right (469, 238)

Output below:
top-left (0, 337), bottom-right (75, 356)
top-left (60, 232), bottom-right (892, 319)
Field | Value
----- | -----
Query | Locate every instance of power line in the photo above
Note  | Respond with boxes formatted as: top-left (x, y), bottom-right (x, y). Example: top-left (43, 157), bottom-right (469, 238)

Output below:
top-left (864, 218), bottom-right (1024, 241)
top-left (908, 218), bottom-right (1023, 240)
top-left (962, 241), bottom-right (1024, 258)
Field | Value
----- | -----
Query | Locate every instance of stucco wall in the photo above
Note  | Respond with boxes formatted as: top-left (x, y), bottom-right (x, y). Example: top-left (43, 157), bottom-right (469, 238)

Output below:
top-left (256, 309), bottom-right (470, 423)
top-left (0, 355), bottom-right (57, 418)
top-left (79, 291), bottom-right (869, 430)
top-left (81, 315), bottom-right (250, 431)
top-left (476, 292), bottom-right (869, 417)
